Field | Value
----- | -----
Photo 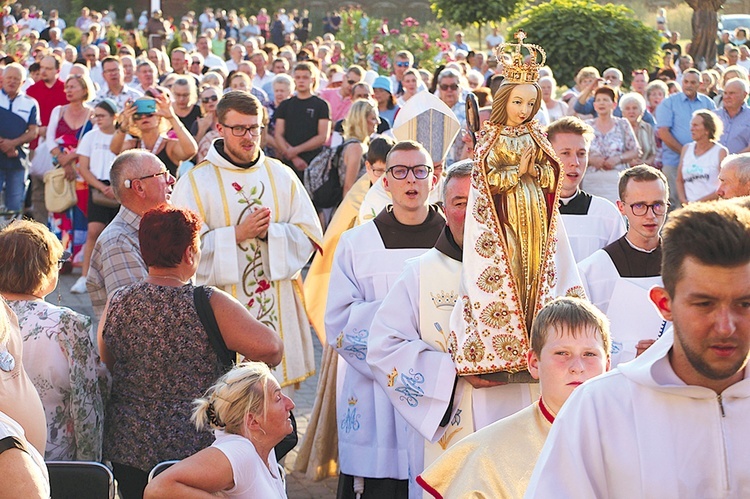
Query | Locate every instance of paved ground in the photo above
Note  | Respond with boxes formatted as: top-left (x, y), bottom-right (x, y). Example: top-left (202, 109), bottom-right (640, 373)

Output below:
top-left (56, 270), bottom-right (338, 498)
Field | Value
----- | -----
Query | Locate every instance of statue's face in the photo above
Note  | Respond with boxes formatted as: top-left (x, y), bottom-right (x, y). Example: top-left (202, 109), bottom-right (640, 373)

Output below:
top-left (506, 84), bottom-right (537, 127)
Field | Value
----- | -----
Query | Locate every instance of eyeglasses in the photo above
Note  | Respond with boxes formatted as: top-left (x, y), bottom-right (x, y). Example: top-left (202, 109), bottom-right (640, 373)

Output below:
top-left (626, 202), bottom-right (669, 216)
top-left (221, 123), bottom-right (264, 137)
top-left (387, 164), bottom-right (433, 180)
top-left (202, 95), bottom-right (218, 103)
top-left (131, 170), bottom-right (169, 185)
top-left (134, 113), bottom-right (154, 120)
top-left (396, 61), bottom-right (410, 68)
top-left (347, 79), bottom-right (358, 86)
top-left (191, 61), bottom-right (201, 65)
top-left (440, 83), bottom-right (459, 91)
top-left (56, 251), bottom-right (72, 270)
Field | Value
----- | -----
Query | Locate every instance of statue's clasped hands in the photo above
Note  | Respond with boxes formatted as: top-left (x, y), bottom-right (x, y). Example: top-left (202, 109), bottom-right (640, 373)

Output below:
top-left (518, 144), bottom-right (538, 178)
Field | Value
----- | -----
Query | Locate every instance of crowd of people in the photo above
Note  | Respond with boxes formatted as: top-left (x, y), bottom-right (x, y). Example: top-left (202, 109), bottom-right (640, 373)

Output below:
top-left (0, 4), bottom-right (750, 499)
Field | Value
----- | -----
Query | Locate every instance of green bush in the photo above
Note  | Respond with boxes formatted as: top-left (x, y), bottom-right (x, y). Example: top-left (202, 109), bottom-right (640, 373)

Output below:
top-left (510, 0), bottom-right (662, 88)
top-left (63, 27), bottom-right (82, 48)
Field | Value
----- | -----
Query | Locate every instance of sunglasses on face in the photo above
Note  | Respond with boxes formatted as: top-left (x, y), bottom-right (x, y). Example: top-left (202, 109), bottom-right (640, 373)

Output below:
top-left (202, 95), bottom-right (219, 103)
top-left (440, 83), bottom-right (459, 91)
top-left (134, 113), bottom-right (154, 120)
top-left (396, 61), bottom-right (410, 68)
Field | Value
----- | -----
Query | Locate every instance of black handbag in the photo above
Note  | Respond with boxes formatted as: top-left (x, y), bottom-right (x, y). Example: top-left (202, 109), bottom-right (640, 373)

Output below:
top-left (193, 285), bottom-right (298, 460)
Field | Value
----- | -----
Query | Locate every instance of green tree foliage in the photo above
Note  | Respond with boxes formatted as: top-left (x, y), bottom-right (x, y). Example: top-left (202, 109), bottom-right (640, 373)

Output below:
top-left (510, 0), bottom-right (661, 88)
top-left (431, 0), bottom-right (524, 28)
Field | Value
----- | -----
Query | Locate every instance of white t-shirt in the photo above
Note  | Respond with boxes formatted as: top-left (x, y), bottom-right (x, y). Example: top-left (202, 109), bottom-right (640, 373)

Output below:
top-left (77, 128), bottom-right (117, 180)
top-left (0, 411), bottom-right (50, 497)
top-left (211, 431), bottom-right (287, 498)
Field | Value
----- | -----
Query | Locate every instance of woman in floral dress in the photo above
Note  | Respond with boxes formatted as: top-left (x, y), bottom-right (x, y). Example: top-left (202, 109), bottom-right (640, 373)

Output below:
top-left (0, 219), bottom-right (106, 461)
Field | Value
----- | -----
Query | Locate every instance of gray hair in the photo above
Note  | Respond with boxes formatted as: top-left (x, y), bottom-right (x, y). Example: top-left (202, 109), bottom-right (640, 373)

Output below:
top-left (110, 150), bottom-right (161, 200)
top-left (722, 153), bottom-right (750, 186)
top-left (725, 77), bottom-right (750, 95)
top-left (437, 68), bottom-right (461, 84)
top-left (619, 92), bottom-right (646, 115)
top-left (443, 159), bottom-right (473, 204)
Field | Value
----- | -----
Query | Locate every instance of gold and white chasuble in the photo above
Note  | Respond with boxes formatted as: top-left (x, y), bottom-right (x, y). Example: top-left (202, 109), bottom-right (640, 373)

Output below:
top-left (451, 121), bottom-right (584, 379)
top-left (172, 144), bottom-right (323, 388)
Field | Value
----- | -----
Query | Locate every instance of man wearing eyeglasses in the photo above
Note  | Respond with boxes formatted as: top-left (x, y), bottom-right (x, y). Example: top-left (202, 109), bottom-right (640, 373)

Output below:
top-left (87, 150), bottom-right (176, 318)
top-left (326, 140), bottom-right (445, 499)
top-left (171, 90), bottom-right (323, 395)
top-left (94, 57), bottom-right (143, 111)
top-left (578, 165), bottom-right (670, 366)
top-left (319, 64), bottom-right (365, 122)
top-left (437, 68), bottom-right (467, 166)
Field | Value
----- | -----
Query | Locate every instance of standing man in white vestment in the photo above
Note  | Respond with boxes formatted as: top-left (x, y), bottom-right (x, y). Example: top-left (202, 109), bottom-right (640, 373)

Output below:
top-left (527, 199), bottom-right (750, 498)
top-left (578, 166), bottom-right (669, 365)
top-left (171, 91), bottom-right (323, 392)
top-left (367, 160), bottom-right (538, 498)
top-left (326, 141), bottom-right (445, 499)
top-left (548, 117), bottom-right (625, 263)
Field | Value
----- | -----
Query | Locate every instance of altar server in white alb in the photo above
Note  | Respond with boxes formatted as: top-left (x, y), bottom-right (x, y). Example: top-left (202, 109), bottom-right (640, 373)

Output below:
top-left (527, 199), bottom-right (750, 498)
top-left (358, 92), bottom-right (459, 223)
top-left (171, 91), bottom-right (323, 392)
top-left (367, 161), bottom-right (538, 498)
top-left (326, 141), bottom-right (445, 498)
top-left (578, 165), bottom-right (669, 366)
top-left (548, 117), bottom-right (625, 263)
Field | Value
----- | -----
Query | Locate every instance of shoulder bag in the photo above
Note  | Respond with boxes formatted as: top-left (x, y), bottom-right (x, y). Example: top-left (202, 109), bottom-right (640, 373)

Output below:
top-left (192, 285), bottom-right (298, 459)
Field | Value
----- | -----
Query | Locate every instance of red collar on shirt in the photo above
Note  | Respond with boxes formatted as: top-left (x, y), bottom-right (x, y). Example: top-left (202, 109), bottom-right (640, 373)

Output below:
top-left (538, 397), bottom-right (555, 424)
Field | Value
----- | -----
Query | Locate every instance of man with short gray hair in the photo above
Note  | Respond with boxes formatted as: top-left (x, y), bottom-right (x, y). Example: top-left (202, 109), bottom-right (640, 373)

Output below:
top-left (0, 63), bottom-right (39, 215)
top-left (86, 151), bottom-right (175, 318)
top-left (718, 78), bottom-right (750, 154)
top-left (437, 68), bottom-right (466, 165)
top-left (718, 153), bottom-right (750, 198)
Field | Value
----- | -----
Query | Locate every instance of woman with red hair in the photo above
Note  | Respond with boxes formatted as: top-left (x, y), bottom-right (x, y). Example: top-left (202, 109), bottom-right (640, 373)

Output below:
top-left (98, 206), bottom-right (283, 499)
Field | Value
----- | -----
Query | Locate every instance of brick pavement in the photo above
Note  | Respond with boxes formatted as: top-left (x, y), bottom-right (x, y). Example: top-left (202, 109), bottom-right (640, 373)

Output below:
top-left (56, 270), bottom-right (338, 499)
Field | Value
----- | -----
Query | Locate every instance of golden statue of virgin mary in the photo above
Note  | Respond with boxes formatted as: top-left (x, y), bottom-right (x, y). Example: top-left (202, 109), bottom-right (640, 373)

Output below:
top-left (450, 31), bottom-right (584, 381)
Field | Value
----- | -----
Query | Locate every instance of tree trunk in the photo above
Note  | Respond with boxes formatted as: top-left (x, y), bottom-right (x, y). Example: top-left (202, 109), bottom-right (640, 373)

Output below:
top-left (686, 0), bottom-right (722, 67)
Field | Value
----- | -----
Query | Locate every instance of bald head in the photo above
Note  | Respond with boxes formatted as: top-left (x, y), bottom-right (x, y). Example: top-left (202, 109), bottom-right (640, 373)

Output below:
top-left (718, 153), bottom-right (750, 199)
top-left (110, 151), bottom-right (175, 212)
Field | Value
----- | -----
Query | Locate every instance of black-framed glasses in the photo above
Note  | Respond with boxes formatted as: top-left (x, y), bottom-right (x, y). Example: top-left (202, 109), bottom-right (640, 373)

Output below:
top-left (221, 123), bottom-right (264, 137)
top-left (134, 113), bottom-right (154, 120)
top-left (387, 164), bottom-right (433, 180)
top-left (56, 251), bottom-right (72, 269)
top-left (440, 83), bottom-right (459, 91)
top-left (347, 79), bottom-right (358, 86)
top-left (626, 202), bottom-right (669, 216)
top-left (201, 95), bottom-right (218, 103)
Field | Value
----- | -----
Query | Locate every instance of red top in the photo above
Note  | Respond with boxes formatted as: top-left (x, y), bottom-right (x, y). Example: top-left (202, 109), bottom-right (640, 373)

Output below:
top-left (26, 78), bottom-right (68, 149)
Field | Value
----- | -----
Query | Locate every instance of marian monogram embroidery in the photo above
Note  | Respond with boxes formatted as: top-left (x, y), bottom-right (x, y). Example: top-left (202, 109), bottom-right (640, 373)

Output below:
top-left (343, 328), bottom-right (369, 360)
top-left (341, 397), bottom-right (361, 433)
top-left (395, 369), bottom-right (425, 407)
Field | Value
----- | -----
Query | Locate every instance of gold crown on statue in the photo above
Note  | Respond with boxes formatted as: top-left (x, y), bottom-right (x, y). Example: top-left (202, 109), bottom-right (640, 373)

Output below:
top-left (496, 30), bottom-right (546, 84)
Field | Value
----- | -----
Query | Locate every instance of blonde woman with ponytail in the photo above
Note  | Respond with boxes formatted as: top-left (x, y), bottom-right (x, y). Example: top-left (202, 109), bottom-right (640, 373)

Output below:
top-left (144, 362), bottom-right (294, 499)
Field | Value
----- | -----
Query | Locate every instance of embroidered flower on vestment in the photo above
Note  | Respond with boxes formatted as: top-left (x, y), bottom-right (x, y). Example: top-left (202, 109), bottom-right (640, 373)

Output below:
top-left (475, 231), bottom-right (496, 259)
top-left (479, 301), bottom-right (511, 329)
top-left (477, 266), bottom-right (504, 294)
top-left (492, 334), bottom-right (524, 363)
top-left (462, 332), bottom-right (485, 366)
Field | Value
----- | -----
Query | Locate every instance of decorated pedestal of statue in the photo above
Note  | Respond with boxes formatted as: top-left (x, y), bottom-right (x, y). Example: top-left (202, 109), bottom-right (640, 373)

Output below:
top-left (450, 31), bottom-right (585, 382)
